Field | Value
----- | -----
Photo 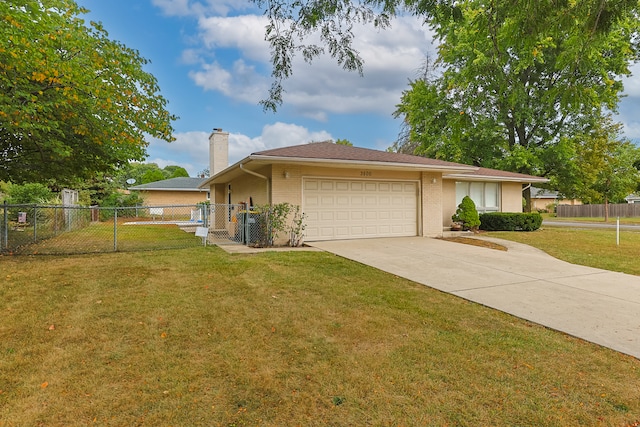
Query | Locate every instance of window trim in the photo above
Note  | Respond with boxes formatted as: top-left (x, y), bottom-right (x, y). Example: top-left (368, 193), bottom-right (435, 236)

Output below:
top-left (455, 181), bottom-right (501, 213)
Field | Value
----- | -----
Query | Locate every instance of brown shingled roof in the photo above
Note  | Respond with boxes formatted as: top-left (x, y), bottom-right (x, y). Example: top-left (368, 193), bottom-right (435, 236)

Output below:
top-left (252, 141), bottom-right (474, 169)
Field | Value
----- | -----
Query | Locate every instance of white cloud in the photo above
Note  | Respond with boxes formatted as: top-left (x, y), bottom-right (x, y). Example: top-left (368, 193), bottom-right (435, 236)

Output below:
top-left (188, 60), bottom-right (266, 103)
top-left (151, 0), bottom-right (251, 17)
top-left (197, 15), bottom-right (270, 61)
top-left (145, 123), bottom-right (334, 176)
top-left (151, 0), bottom-right (202, 17)
top-left (227, 123), bottom-right (333, 165)
top-left (182, 13), bottom-right (435, 119)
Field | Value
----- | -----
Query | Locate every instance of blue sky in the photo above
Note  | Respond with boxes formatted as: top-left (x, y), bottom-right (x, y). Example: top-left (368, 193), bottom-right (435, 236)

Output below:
top-left (78, 0), bottom-right (640, 177)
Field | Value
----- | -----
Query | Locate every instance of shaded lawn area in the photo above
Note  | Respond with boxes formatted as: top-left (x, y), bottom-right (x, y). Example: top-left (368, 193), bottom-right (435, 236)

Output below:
top-left (1, 247), bottom-right (639, 426)
top-left (487, 227), bottom-right (640, 276)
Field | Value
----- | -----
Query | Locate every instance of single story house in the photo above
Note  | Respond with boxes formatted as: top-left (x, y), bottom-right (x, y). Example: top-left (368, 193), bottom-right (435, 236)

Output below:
top-left (625, 194), bottom-right (640, 204)
top-left (200, 129), bottom-right (548, 242)
top-left (530, 186), bottom-right (582, 211)
top-left (129, 177), bottom-right (209, 206)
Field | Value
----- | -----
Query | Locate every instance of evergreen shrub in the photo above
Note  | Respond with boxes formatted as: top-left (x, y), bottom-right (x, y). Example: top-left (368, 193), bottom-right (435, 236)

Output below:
top-left (479, 212), bottom-right (542, 231)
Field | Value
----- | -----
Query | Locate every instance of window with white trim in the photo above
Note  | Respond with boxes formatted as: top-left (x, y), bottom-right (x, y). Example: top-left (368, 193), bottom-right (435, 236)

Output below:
top-left (455, 182), bottom-right (500, 213)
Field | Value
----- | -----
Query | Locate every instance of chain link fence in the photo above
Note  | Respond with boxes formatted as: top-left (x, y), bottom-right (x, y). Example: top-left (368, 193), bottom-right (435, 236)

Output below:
top-left (208, 204), bottom-right (265, 246)
top-left (1, 202), bottom-right (208, 255)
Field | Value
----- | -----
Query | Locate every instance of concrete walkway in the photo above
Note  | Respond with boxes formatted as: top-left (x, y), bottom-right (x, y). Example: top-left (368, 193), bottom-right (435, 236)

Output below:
top-left (309, 237), bottom-right (640, 359)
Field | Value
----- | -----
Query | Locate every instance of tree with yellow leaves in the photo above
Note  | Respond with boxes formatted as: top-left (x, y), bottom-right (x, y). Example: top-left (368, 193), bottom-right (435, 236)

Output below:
top-left (0, 0), bottom-right (177, 185)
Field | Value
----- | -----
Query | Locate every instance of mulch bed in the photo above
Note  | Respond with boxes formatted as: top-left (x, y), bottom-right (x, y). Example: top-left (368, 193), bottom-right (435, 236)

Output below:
top-left (439, 236), bottom-right (508, 251)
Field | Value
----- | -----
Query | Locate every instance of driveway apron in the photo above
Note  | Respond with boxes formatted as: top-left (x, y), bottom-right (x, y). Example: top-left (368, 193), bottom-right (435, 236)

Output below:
top-left (309, 237), bottom-right (640, 360)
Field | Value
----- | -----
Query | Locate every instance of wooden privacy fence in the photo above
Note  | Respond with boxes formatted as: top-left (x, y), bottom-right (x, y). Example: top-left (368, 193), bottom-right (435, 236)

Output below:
top-left (557, 203), bottom-right (640, 218)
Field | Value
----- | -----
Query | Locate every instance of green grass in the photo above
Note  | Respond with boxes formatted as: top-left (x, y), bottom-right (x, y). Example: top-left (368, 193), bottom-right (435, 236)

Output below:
top-left (1, 247), bottom-right (639, 426)
top-left (487, 227), bottom-right (640, 276)
top-left (7, 221), bottom-right (201, 255)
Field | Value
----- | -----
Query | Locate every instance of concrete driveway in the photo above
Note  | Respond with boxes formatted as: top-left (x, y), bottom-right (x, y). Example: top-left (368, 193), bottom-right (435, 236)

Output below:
top-left (309, 237), bottom-right (640, 359)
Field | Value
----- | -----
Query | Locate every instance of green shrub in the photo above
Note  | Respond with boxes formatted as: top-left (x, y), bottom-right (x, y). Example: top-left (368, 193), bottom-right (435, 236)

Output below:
top-left (5, 183), bottom-right (54, 205)
top-left (452, 196), bottom-right (481, 230)
top-left (479, 212), bottom-right (542, 231)
top-left (99, 192), bottom-right (145, 220)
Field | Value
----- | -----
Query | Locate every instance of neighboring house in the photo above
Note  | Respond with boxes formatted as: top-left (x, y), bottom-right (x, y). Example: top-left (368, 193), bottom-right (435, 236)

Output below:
top-left (200, 129), bottom-right (548, 242)
top-left (530, 186), bottom-right (582, 211)
top-left (625, 194), bottom-right (640, 204)
top-left (129, 177), bottom-right (209, 206)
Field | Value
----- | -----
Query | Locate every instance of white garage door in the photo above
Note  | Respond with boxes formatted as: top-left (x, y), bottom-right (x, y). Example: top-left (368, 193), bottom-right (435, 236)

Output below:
top-left (303, 178), bottom-right (418, 241)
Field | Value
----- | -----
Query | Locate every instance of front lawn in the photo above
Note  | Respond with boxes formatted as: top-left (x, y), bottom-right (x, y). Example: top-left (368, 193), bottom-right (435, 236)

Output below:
top-left (1, 248), bottom-right (639, 426)
top-left (487, 227), bottom-right (640, 276)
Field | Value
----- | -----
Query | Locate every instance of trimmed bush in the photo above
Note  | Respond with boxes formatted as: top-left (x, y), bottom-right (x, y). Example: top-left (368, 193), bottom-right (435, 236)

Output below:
top-left (479, 212), bottom-right (542, 231)
top-left (452, 196), bottom-right (481, 230)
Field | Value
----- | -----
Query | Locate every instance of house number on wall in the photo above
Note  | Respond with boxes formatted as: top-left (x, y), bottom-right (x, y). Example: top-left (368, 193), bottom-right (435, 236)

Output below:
top-left (360, 170), bottom-right (372, 177)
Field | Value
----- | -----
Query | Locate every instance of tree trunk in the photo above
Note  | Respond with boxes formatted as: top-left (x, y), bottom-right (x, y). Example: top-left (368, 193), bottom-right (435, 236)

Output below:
top-left (523, 185), bottom-right (532, 213)
top-left (604, 196), bottom-right (609, 222)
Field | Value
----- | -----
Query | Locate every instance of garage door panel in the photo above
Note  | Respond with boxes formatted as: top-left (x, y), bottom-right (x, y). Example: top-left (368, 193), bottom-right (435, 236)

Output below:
top-left (320, 212), bottom-right (334, 221)
top-left (336, 196), bottom-right (349, 205)
top-left (365, 211), bottom-right (377, 220)
top-left (336, 211), bottom-right (350, 221)
top-left (336, 181), bottom-right (349, 191)
top-left (364, 196), bottom-right (377, 206)
top-left (351, 196), bottom-right (363, 206)
top-left (304, 178), bottom-right (417, 241)
top-left (320, 181), bottom-right (334, 190)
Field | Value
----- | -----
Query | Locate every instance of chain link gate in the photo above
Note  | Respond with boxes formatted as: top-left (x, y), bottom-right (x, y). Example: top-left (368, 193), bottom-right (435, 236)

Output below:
top-left (208, 204), bottom-right (266, 246)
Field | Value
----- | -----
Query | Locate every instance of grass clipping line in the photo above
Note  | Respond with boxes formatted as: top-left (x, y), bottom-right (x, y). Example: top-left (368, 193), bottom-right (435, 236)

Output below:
top-left (0, 247), bottom-right (639, 426)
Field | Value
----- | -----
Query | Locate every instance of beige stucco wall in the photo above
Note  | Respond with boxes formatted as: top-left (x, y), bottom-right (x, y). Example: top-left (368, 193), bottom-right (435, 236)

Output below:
top-left (501, 182), bottom-right (524, 213)
top-left (213, 183), bottom-right (226, 204)
top-left (271, 164), bottom-right (303, 206)
top-left (136, 190), bottom-right (208, 206)
top-left (442, 179), bottom-right (458, 228)
top-left (271, 163), bottom-right (422, 207)
top-left (227, 166), bottom-right (271, 206)
top-left (421, 172), bottom-right (443, 237)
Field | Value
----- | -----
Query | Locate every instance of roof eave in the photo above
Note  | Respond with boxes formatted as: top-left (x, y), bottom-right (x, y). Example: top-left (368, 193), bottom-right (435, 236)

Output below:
top-left (443, 173), bottom-right (549, 183)
top-left (247, 154), bottom-right (479, 173)
top-left (131, 188), bottom-right (208, 192)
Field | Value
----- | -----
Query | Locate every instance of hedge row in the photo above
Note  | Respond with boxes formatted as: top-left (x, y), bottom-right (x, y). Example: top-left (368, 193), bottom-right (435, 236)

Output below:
top-left (479, 212), bottom-right (543, 231)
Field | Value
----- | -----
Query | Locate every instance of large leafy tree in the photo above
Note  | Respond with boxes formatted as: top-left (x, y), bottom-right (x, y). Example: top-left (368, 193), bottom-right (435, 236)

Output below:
top-left (569, 116), bottom-right (640, 219)
top-left (389, 0), bottom-right (640, 207)
top-left (0, 0), bottom-right (177, 185)
top-left (255, 0), bottom-right (640, 208)
top-left (254, 0), bottom-right (639, 110)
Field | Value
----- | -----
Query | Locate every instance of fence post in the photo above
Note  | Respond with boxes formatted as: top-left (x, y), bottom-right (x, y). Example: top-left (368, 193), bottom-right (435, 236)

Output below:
top-left (33, 204), bottom-right (37, 243)
top-left (2, 201), bottom-right (7, 250)
top-left (114, 208), bottom-right (118, 252)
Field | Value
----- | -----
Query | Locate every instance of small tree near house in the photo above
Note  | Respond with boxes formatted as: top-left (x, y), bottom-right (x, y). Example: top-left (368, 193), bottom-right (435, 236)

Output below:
top-left (452, 196), bottom-right (481, 231)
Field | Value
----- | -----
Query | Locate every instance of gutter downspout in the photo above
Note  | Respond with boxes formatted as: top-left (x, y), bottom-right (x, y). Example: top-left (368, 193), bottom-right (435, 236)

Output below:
top-left (239, 162), bottom-right (270, 204)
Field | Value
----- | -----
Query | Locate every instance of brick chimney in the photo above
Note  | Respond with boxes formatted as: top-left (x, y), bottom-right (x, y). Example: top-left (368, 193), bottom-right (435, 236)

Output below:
top-left (209, 128), bottom-right (229, 175)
